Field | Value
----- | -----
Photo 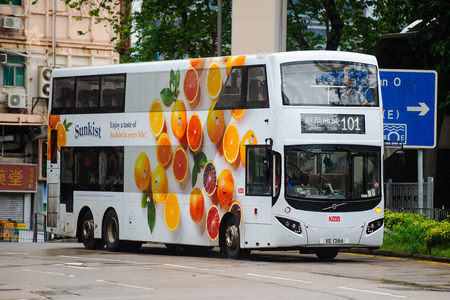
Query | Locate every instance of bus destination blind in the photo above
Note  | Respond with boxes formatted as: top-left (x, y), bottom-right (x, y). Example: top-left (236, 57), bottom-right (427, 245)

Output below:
top-left (301, 114), bottom-right (365, 134)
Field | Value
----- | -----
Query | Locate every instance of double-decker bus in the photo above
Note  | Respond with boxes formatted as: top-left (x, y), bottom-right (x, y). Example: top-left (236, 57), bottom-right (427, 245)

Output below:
top-left (47, 51), bottom-right (384, 260)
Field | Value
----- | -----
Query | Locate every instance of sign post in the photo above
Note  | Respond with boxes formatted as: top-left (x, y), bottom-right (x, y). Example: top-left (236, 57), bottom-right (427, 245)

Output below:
top-left (380, 69), bottom-right (438, 213)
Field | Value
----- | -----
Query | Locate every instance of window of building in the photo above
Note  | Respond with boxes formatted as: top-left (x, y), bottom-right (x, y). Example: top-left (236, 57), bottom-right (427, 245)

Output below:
top-left (2, 55), bottom-right (24, 87)
top-left (0, 0), bottom-right (22, 5)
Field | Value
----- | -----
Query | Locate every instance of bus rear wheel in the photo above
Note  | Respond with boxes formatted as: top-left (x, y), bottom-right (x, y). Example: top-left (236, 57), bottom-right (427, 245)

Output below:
top-left (315, 248), bottom-right (339, 261)
top-left (222, 217), bottom-right (249, 259)
top-left (103, 210), bottom-right (121, 252)
top-left (81, 211), bottom-right (104, 250)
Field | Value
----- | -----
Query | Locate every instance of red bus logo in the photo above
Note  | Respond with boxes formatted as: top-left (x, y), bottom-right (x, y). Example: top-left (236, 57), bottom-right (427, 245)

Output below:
top-left (329, 216), bottom-right (341, 222)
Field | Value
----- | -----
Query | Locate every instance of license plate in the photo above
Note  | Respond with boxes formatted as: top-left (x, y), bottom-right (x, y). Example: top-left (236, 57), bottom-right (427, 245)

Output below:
top-left (320, 238), bottom-right (348, 244)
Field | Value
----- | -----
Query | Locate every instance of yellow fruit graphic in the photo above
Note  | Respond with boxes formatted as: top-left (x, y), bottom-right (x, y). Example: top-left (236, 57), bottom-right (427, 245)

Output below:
top-left (171, 100), bottom-right (187, 140)
top-left (240, 130), bottom-right (258, 168)
top-left (164, 192), bottom-right (180, 231)
top-left (231, 109), bottom-right (245, 120)
top-left (156, 133), bottom-right (172, 167)
top-left (222, 122), bottom-right (240, 164)
top-left (56, 122), bottom-right (67, 152)
top-left (134, 152), bottom-right (151, 192)
top-left (206, 61), bottom-right (223, 100)
top-left (152, 165), bottom-right (168, 204)
top-left (149, 99), bottom-right (165, 138)
top-left (206, 101), bottom-right (225, 145)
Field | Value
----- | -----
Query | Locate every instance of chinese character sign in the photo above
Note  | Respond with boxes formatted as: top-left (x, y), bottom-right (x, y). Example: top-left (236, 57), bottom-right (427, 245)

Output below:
top-left (0, 164), bottom-right (37, 192)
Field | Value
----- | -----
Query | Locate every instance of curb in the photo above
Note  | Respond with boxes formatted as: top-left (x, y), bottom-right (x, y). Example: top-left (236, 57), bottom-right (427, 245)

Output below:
top-left (346, 248), bottom-right (450, 264)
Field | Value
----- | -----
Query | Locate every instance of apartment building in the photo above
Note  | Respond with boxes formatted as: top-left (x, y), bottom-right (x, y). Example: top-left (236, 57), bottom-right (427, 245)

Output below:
top-left (0, 0), bottom-right (119, 228)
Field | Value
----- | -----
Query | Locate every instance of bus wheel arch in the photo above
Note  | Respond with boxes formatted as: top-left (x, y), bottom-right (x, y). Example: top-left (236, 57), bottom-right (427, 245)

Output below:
top-left (219, 213), bottom-right (249, 259)
top-left (103, 208), bottom-right (121, 252)
top-left (79, 207), bottom-right (104, 250)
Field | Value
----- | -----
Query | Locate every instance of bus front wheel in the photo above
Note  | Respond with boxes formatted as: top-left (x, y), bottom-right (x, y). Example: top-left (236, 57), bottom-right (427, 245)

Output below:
top-left (81, 211), bottom-right (104, 250)
top-left (103, 210), bottom-right (120, 252)
top-left (315, 248), bottom-right (339, 261)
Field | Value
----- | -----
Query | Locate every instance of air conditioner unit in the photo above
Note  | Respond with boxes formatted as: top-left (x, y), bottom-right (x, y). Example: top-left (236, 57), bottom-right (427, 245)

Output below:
top-left (7, 93), bottom-right (27, 109)
top-left (2, 17), bottom-right (23, 30)
top-left (39, 67), bottom-right (53, 98)
top-left (0, 53), bottom-right (6, 64)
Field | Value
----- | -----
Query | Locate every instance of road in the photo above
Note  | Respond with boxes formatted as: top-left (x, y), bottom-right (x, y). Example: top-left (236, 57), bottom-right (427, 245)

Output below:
top-left (0, 242), bottom-right (449, 299)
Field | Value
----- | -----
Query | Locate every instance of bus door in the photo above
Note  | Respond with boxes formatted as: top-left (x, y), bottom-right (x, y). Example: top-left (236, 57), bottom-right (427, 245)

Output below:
top-left (47, 128), bottom-right (60, 230)
top-left (244, 144), bottom-right (275, 249)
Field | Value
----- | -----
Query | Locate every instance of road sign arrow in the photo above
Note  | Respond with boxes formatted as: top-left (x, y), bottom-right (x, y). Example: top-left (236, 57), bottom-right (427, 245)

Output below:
top-left (407, 102), bottom-right (430, 116)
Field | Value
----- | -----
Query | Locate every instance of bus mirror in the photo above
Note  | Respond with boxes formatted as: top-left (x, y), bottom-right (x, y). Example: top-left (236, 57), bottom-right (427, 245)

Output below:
top-left (395, 150), bottom-right (405, 165)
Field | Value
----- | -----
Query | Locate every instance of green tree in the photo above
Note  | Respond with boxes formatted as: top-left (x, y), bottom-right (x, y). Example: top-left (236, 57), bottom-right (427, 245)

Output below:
top-left (129, 0), bottom-right (232, 62)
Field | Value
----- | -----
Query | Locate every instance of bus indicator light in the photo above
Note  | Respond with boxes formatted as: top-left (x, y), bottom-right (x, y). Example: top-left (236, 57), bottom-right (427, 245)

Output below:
top-left (376, 207), bottom-right (382, 214)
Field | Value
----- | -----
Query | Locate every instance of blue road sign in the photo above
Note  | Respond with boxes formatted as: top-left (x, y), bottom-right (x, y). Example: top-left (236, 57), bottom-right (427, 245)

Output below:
top-left (380, 70), bottom-right (437, 148)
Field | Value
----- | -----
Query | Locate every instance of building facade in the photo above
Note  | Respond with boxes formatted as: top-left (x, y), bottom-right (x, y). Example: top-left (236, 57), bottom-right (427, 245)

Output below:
top-left (0, 0), bottom-right (119, 228)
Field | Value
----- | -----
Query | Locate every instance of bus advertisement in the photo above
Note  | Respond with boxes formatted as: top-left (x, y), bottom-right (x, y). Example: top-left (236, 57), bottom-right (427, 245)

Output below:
top-left (47, 51), bottom-right (384, 260)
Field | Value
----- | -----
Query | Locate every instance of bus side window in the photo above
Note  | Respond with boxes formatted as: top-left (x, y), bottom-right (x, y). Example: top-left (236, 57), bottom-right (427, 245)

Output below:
top-left (247, 66), bottom-right (269, 108)
top-left (215, 67), bottom-right (244, 110)
top-left (246, 145), bottom-right (271, 196)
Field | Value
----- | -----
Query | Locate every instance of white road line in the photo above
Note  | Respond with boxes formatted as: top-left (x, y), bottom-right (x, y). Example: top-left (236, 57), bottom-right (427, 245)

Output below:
top-left (247, 273), bottom-right (313, 284)
top-left (54, 263), bottom-right (98, 270)
top-left (338, 286), bottom-right (407, 298)
top-left (5, 252), bottom-right (30, 255)
top-left (22, 268), bottom-right (76, 278)
top-left (96, 279), bottom-right (154, 290)
top-left (163, 263), bottom-right (225, 272)
top-left (58, 255), bottom-right (136, 263)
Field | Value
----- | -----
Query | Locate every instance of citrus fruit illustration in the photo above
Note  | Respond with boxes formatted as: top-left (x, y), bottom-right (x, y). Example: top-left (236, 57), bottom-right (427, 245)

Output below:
top-left (231, 109), bottom-right (245, 120)
top-left (56, 122), bottom-right (67, 152)
top-left (183, 67), bottom-right (200, 104)
top-left (206, 60), bottom-right (223, 100)
top-left (172, 146), bottom-right (188, 183)
top-left (226, 56), bottom-right (246, 76)
top-left (171, 100), bottom-right (187, 140)
top-left (164, 192), bottom-right (180, 231)
top-left (156, 133), bottom-right (172, 168)
top-left (187, 113), bottom-right (203, 152)
top-left (134, 152), bottom-right (151, 192)
top-left (206, 204), bottom-right (220, 241)
top-left (240, 130), bottom-right (258, 168)
top-left (190, 58), bottom-right (205, 76)
top-left (202, 161), bottom-right (217, 197)
top-left (206, 101), bottom-right (225, 145)
top-left (190, 187), bottom-right (204, 224)
top-left (228, 200), bottom-right (242, 229)
top-left (222, 122), bottom-right (240, 164)
top-left (149, 99), bottom-right (165, 138)
top-left (217, 169), bottom-right (234, 208)
top-left (152, 164), bottom-right (168, 204)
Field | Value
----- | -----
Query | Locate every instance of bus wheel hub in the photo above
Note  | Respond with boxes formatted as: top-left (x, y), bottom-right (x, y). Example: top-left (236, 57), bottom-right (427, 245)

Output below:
top-left (226, 225), bottom-right (239, 248)
top-left (82, 219), bottom-right (94, 239)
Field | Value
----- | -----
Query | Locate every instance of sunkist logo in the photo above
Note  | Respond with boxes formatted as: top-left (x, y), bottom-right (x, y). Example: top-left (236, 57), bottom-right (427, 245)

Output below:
top-left (74, 122), bottom-right (102, 139)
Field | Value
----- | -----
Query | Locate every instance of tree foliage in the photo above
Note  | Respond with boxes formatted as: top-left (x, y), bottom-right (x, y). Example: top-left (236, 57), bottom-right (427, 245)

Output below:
top-left (128, 0), bottom-right (232, 62)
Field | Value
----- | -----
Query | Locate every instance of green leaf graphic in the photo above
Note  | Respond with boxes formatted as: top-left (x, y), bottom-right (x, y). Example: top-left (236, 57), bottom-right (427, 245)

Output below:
top-left (160, 88), bottom-right (174, 105)
top-left (147, 196), bottom-right (156, 233)
top-left (141, 193), bottom-right (149, 208)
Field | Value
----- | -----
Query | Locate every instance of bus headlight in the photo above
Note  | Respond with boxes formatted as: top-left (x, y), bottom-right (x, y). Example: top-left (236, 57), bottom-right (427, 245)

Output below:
top-left (276, 216), bottom-right (302, 234)
top-left (366, 218), bottom-right (384, 234)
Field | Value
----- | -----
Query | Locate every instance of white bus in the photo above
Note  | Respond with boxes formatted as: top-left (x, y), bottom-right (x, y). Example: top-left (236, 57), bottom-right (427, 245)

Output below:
top-left (47, 51), bottom-right (384, 260)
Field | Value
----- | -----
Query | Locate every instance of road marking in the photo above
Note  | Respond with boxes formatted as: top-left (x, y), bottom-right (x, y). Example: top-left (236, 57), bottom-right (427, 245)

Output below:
top-left (22, 268), bottom-right (76, 278)
top-left (338, 286), bottom-right (407, 298)
top-left (247, 273), bottom-right (313, 284)
top-left (342, 252), bottom-right (450, 266)
top-left (4, 252), bottom-right (30, 255)
top-left (96, 279), bottom-right (154, 290)
top-left (163, 263), bottom-right (224, 272)
top-left (54, 263), bottom-right (98, 270)
top-left (59, 255), bottom-right (136, 263)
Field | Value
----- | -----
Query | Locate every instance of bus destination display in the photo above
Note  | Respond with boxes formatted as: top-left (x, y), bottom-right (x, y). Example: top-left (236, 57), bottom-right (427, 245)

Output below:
top-left (301, 114), bottom-right (365, 134)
